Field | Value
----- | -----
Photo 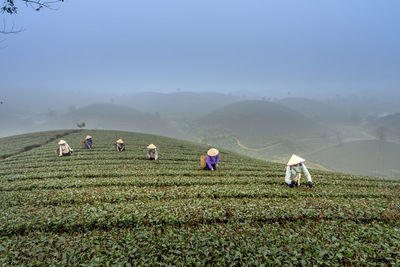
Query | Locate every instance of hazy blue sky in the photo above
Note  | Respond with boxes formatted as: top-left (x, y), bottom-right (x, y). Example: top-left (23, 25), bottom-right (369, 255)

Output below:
top-left (1, 0), bottom-right (400, 98)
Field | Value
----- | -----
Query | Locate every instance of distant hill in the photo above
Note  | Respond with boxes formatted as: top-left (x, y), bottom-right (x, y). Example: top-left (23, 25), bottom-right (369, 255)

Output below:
top-left (307, 140), bottom-right (400, 178)
top-left (195, 100), bottom-right (329, 148)
top-left (0, 107), bottom-right (37, 137)
top-left (366, 113), bottom-right (400, 142)
top-left (123, 92), bottom-right (238, 118)
top-left (278, 97), bottom-right (359, 124)
top-left (38, 103), bottom-right (187, 139)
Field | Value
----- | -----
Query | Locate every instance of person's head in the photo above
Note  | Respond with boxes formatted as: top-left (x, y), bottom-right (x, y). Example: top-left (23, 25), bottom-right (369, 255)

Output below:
top-left (58, 140), bottom-right (66, 146)
top-left (287, 154), bottom-right (305, 167)
top-left (147, 144), bottom-right (157, 150)
top-left (207, 148), bottom-right (219, 157)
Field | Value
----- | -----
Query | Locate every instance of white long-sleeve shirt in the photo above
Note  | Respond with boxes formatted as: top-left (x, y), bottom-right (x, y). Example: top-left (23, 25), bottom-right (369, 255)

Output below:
top-left (59, 143), bottom-right (73, 156)
top-left (285, 163), bottom-right (312, 184)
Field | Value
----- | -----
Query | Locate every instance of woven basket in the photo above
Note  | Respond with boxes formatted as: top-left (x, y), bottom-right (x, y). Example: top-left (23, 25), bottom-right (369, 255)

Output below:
top-left (200, 155), bottom-right (207, 169)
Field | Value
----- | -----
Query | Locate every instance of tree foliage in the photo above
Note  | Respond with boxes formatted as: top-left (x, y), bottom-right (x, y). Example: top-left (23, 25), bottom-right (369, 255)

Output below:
top-left (1, 0), bottom-right (64, 33)
top-left (1, 0), bottom-right (64, 14)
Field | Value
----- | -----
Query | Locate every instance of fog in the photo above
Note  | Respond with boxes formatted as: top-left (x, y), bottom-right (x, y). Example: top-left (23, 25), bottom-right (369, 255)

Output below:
top-left (1, 0), bottom-right (400, 98)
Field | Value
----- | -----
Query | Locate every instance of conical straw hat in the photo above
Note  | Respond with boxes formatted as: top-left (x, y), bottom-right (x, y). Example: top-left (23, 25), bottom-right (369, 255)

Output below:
top-left (58, 140), bottom-right (66, 145)
top-left (85, 135), bottom-right (92, 140)
top-left (116, 139), bottom-right (124, 144)
top-left (287, 154), bottom-right (306, 166)
top-left (147, 144), bottom-right (157, 149)
top-left (207, 148), bottom-right (219, 157)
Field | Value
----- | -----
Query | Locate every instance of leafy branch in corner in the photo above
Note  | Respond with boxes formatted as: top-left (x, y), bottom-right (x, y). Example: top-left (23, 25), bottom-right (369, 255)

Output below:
top-left (1, 0), bottom-right (64, 33)
top-left (2, 0), bottom-right (64, 14)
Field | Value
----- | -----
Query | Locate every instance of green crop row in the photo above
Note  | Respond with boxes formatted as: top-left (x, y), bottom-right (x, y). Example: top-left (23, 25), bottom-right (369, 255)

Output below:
top-left (0, 197), bottom-right (398, 235)
top-left (0, 130), bottom-right (399, 265)
top-left (1, 221), bottom-right (398, 266)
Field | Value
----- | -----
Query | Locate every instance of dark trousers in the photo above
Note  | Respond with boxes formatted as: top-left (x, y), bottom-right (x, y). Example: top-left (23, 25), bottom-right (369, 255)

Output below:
top-left (206, 163), bottom-right (216, 170)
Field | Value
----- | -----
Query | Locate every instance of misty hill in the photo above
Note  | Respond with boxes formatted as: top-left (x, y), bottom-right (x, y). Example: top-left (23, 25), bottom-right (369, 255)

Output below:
top-left (38, 103), bottom-right (187, 139)
top-left (0, 107), bottom-right (37, 137)
top-left (123, 92), bottom-right (238, 118)
top-left (278, 97), bottom-right (360, 124)
top-left (366, 113), bottom-right (400, 142)
top-left (195, 100), bottom-right (329, 148)
top-left (307, 140), bottom-right (400, 178)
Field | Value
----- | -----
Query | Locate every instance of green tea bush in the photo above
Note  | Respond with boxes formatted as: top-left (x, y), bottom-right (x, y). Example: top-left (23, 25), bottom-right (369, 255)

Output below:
top-left (0, 130), bottom-right (399, 265)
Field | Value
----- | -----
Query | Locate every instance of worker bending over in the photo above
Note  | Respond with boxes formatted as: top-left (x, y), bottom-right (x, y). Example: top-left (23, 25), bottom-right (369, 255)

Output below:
top-left (285, 154), bottom-right (312, 188)
top-left (58, 140), bottom-right (73, 157)
top-left (206, 148), bottom-right (220, 171)
top-left (147, 144), bottom-right (158, 160)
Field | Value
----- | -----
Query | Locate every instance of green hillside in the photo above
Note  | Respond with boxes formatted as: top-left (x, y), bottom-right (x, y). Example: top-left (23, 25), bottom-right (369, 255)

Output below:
top-left (0, 130), bottom-right (399, 265)
top-left (196, 100), bottom-right (329, 147)
top-left (307, 140), bottom-right (400, 179)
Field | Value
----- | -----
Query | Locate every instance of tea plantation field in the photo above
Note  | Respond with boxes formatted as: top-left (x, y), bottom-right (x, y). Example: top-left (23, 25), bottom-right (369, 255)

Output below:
top-left (0, 130), bottom-right (399, 265)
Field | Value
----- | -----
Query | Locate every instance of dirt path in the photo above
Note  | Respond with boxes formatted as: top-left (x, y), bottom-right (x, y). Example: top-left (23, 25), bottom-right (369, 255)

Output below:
top-left (233, 136), bottom-right (282, 152)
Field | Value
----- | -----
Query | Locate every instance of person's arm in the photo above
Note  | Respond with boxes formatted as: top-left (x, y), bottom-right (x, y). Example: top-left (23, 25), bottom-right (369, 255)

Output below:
top-left (68, 144), bottom-right (73, 152)
top-left (216, 154), bottom-right (220, 166)
top-left (302, 164), bottom-right (312, 182)
top-left (155, 149), bottom-right (158, 160)
top-left (206, 156), bottom-right (213, 170)
top-left (285, 166), bottom-right (292, 184)
top-left (59, 146), bottom-right (63, 156)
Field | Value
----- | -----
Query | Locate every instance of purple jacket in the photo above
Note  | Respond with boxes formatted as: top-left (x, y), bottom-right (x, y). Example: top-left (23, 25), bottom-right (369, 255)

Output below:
top-left (206, 154), bottom-right (220, 169)
top-left (85, 139), bottom-right (92, 149)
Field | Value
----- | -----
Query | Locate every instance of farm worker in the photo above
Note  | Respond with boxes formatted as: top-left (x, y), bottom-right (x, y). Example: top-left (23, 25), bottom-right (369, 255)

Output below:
top-left (84, 135), bottom-right (93, 149)
top-left (285, 154), bottom-right (312, 188)
top-left (147, 144), bottom-right (158, 160)
top-left (58, 140), bottom-right (73, 157)
top-left (206, 148), bottom-right (220, 171)
top-left (116, 139), bottom-right (125, 152)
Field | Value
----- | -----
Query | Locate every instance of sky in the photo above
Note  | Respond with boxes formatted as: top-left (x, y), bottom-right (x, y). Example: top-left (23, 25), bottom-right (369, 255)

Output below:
top-left (1, 0), bottom-right (400, 100)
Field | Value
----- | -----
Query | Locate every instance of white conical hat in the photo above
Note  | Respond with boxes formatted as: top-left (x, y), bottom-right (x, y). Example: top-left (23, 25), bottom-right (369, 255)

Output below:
top-left (86, 135), bottom-right (92, 140)
top-left (116, 139), bottom-right (124, 144)
top-left (147, 144), bottom-right (157, 149)
top-left (207, 148), bottom-right (219, 157)
top-left (58, 140), bottom-right (66, 145)
top-left (287, 154), bottom-right (305, 166)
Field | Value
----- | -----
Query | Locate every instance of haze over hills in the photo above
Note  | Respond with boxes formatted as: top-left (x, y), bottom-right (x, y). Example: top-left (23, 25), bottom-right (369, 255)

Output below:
top-left (366, 113), bottom-right (400, 142)
top-left (278, 97), bottom-right (360, 124)
top-left (122, 92), bottom-right (239, 118)
top-left (36, 103), bottom-right (188, 140)
top-left (197, 100), bottom-right (329, 146)
top-left (307, 140), bottom-right (400, 178)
